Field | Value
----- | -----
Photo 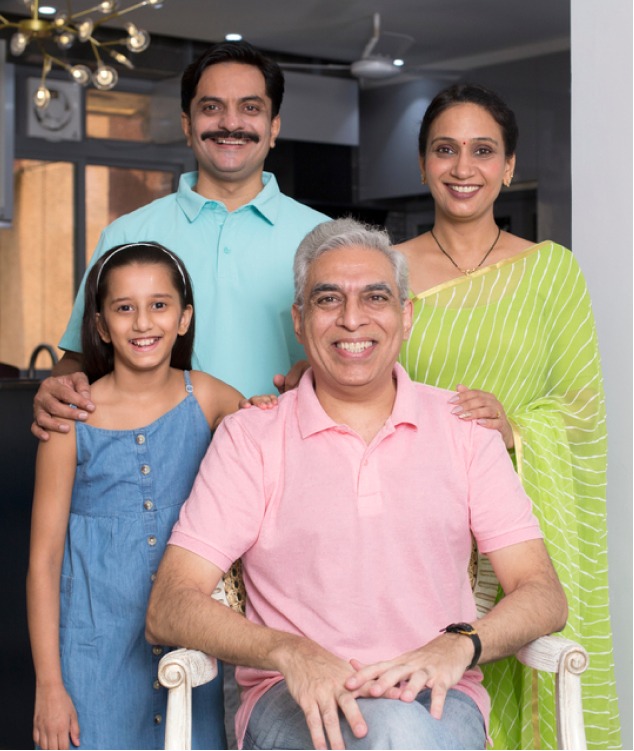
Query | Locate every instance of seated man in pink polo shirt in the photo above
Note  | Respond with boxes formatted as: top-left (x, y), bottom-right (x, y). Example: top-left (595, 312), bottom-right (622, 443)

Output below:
top-left (146, 218), bottom-right (567, 750)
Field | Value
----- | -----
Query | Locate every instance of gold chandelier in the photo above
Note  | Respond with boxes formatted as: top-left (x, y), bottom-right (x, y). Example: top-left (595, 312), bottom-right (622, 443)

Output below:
top-left (0, 0), bottom-right (164, 109)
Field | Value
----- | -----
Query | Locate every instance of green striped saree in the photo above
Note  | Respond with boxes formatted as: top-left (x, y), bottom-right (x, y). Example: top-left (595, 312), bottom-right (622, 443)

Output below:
top-left (400, 242), bottom-right (621, 749)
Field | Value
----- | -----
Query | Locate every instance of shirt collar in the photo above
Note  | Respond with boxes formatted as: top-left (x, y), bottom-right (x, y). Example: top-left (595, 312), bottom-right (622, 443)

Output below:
top-left (296, 363), bottom-right (420, 439)
top-left (176, 170), bottom-right (281, 224)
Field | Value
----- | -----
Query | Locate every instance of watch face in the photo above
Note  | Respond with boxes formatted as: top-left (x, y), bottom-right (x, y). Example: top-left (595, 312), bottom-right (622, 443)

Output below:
top-left (446, 622), bottom-right (475, 633)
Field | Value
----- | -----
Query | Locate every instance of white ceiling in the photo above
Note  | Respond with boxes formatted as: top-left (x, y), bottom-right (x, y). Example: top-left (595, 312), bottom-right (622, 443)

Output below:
top-left (0, 0), bottom-right (570, 80)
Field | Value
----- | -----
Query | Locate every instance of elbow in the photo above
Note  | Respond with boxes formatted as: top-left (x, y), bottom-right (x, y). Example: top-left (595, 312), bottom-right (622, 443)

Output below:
top-left (552, 585), bottom-right (569, 634)
top-left (145, 595), bottom-right (163, 645)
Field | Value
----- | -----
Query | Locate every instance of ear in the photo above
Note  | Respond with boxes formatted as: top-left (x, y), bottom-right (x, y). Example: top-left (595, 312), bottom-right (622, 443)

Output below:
top-left (96, 313), bottom-right (111, 344)
top-left (402, 299), bottom-right (413, 341)
top-left (178, 304), bottom-right (193, 336)
top-left (291, 303), bottom-right (303, 344)
top-left (181, 112), bottom-right (193, 146)
top-left (503, 154), bottom-right (516, 185)
top-left (270, 114), bottom-right (281, 148)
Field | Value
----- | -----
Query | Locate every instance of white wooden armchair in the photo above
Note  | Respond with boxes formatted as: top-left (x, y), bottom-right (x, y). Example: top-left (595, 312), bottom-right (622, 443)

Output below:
top-left (158, 556), bottom-right (589, 750)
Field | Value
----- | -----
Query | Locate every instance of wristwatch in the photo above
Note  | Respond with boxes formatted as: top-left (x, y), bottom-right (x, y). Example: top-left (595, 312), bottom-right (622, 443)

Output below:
top-left (441, 622), bottom-right (481, 670)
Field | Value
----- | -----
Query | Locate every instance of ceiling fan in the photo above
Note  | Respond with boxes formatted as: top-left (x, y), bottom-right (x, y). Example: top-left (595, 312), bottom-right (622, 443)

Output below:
top-left (278, 13), bottom-right (415, 82)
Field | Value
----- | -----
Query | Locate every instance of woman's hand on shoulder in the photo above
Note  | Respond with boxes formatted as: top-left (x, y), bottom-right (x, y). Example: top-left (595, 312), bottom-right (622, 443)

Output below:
top-left (449, 383), bottom-right (514, 449)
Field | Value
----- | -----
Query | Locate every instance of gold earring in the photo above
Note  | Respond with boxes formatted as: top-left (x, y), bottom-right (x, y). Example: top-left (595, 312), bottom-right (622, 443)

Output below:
top-left (504, 173), bottom-right (514, 187)
top-left (421, 175), bottom-right (427, 185)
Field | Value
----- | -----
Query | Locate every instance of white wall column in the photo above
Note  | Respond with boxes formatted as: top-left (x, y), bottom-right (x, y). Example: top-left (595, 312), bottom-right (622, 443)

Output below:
top-left (571, 2), bottom-right (632, 747)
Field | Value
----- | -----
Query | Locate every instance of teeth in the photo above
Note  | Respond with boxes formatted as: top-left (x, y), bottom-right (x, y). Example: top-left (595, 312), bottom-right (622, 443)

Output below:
top-left (452, 185), bottom-right (479, 193)
top-left (336, 341), bottom-right (373, 353)
top-left (216, 138), bottom-right (248, 145)
top-left (132, 338), bottom-right (157, 347)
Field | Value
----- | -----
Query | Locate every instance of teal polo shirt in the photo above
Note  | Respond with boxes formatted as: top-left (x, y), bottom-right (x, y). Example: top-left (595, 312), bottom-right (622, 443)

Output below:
top-left (59, 172), bottom-right (329, 396)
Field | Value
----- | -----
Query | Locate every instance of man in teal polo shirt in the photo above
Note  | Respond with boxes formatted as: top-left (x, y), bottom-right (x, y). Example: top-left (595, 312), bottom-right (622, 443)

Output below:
top-left (32, 41), bottom-right (328, 439)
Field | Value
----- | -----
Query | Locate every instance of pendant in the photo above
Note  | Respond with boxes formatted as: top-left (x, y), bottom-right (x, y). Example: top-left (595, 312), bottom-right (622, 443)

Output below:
top-left (463, 268), bottom-right (476, 275)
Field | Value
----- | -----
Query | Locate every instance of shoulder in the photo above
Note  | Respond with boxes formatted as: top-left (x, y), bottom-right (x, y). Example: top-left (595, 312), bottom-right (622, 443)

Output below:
top-left (410, 379), bottom-right (459, 412)
top-left (100, 192), bottom-right (178, 240)
top-left (188, 370), bottom-right (243, 428)
top-left (276, 192), bottom-right (330, 225)
top-left (218, 387), bottom-right (296, 440)
top-left (531, 241), bottom-right (589, 291)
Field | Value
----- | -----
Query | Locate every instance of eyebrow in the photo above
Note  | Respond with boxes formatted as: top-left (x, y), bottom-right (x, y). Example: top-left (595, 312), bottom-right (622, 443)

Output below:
top-left (108, 292), bottom-right (176, 303)
top-left (197, 94), bottom-right (267, 106)
top-left (430, 135), bottom-right (500, 146)
top-left (309, 282), bottom-right (395, 297)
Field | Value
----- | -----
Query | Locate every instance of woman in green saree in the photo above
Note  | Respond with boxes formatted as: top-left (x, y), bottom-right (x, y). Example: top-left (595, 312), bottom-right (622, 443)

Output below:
top-left (397, 84), bottom-right (620, 749)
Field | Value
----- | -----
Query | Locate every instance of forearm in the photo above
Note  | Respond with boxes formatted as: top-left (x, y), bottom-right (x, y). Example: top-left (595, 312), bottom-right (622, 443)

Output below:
top-left (52, 351), bottom-right (84, 377)
top-left (27, 560), bottom-right (65, 687)
top-left (146, 578), bottom-right (304, 672)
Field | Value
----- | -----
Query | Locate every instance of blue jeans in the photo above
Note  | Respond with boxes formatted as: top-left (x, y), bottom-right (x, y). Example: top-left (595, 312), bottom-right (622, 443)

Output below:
top-left (243, 680), bottom-right (486, 750)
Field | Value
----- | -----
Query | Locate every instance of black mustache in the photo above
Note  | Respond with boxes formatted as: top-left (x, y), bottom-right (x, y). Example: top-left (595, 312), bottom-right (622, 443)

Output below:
top-left (201, 130), bottom-right (260, 143)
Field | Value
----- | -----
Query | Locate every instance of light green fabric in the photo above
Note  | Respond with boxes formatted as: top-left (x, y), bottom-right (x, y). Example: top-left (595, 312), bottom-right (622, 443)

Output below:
top-left (400, 242), bottom-right (621, 749)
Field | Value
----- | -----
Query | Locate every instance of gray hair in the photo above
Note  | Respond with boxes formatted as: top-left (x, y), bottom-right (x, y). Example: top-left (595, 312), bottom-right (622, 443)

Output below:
top-left (293, 218), bottom-right (409, 310)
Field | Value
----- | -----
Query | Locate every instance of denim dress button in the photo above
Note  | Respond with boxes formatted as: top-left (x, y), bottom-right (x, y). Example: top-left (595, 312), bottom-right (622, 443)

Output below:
top-left (136, 434), bottom-right (145, 445)
top-left (152, 646), bottom-right (163, 656)
top-left (141, 464), bottom-right (151, 475)
top-left (143, 500), bottom-right (154, 510)
top-left (148, 535), bottom-right (157, 546)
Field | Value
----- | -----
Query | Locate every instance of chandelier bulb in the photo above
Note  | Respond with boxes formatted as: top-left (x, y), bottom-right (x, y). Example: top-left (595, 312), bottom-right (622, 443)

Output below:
top-left (33, 85), bottom-right (51, 110)
top-left (10, 31), bottom-right (29, 56)
top-left (77, 20), bottom-right (94, 42)
top-left (99, 1), bottom-right (117, 13)
top-left (127, 29), bottom-right (150, 53)
top-left (56, 31), bottom-right (76, 50)
top-left (93, 65), bottom-right (119, 90)
top-left (70, 65), bottom-right (92, 86)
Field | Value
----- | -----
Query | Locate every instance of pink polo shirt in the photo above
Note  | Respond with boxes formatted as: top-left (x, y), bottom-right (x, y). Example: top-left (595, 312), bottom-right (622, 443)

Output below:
top-left (170, 364), bottom-right (542, 746)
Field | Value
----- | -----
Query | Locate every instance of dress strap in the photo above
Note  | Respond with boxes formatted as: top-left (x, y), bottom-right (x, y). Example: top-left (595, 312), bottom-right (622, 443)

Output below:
top-left (183, 370), bottom-right (194, 394)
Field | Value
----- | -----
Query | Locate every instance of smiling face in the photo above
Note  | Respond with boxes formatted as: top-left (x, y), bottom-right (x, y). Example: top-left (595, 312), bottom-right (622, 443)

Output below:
top-left (181, 61), bottom-right (280, 196)
top-left (422, 102), bottom-right (515, 223)
top-left (96, 263), bottom-right (192, 375)
top-left (292, 245), bottom-right (412, 402)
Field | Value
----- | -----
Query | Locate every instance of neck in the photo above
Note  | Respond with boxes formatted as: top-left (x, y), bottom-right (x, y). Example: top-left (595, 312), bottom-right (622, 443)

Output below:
top-left (432, 214), bottom-right (499, 254)
top-left (106, 362), bottom-right (176, 398)
top-left (315, 375), bottom-right (397, 444)
top-left (194, 170), bottom-right (265, 211)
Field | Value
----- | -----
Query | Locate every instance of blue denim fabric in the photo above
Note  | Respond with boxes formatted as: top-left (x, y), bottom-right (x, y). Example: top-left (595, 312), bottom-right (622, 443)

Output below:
top-left (59, 372), bottom-right (225, 750)
top-left (243, 679), bottom-right (486, 750)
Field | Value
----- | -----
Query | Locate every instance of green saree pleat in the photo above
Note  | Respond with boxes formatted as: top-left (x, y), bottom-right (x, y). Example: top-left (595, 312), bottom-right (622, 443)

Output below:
top-left (400, 242), bottom-right (621, 749)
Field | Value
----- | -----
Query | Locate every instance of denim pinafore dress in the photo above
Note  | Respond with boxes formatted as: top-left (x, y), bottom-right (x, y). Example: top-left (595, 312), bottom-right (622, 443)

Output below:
top-left (59, 371), bottom-right (226, 750)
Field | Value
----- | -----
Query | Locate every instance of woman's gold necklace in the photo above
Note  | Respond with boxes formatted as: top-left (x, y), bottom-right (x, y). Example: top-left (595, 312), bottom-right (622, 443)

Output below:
top-left (430, 226), bottom-right (501, 275)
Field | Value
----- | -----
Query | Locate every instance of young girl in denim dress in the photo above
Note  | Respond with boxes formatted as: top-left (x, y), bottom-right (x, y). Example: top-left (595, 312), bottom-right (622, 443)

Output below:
top-left (27, 242), bottom-right (271, 750)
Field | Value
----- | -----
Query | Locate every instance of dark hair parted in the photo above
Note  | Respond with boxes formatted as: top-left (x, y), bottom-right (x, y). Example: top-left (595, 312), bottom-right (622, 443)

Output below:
top-left (181, 40), bottom-right (285, 118)
top-left (418, 83), bottom-right (519, 157)
top-left (81, 243), bottom-right (195, 383)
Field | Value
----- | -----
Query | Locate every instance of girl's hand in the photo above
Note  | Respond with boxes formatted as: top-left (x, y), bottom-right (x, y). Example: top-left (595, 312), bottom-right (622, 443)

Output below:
top-left (238, 394), bottom-right (279, 410)
top-left (33, 684), bottom-right (80, 750)
top-left (449, 384), bottom-right (514, 449)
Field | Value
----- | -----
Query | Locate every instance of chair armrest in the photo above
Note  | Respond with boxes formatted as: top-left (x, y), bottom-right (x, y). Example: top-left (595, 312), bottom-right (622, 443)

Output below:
top-left (516, 634), bottom-right (588, 674)
top-left (516, 635), bottom-right (589, 750)
top-left (159, 648), bottom-right (218, 750)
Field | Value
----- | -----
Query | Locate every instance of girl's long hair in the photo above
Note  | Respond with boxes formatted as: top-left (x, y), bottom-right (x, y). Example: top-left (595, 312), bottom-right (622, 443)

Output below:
top-left (81, 242), bottom-right (195, 383)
